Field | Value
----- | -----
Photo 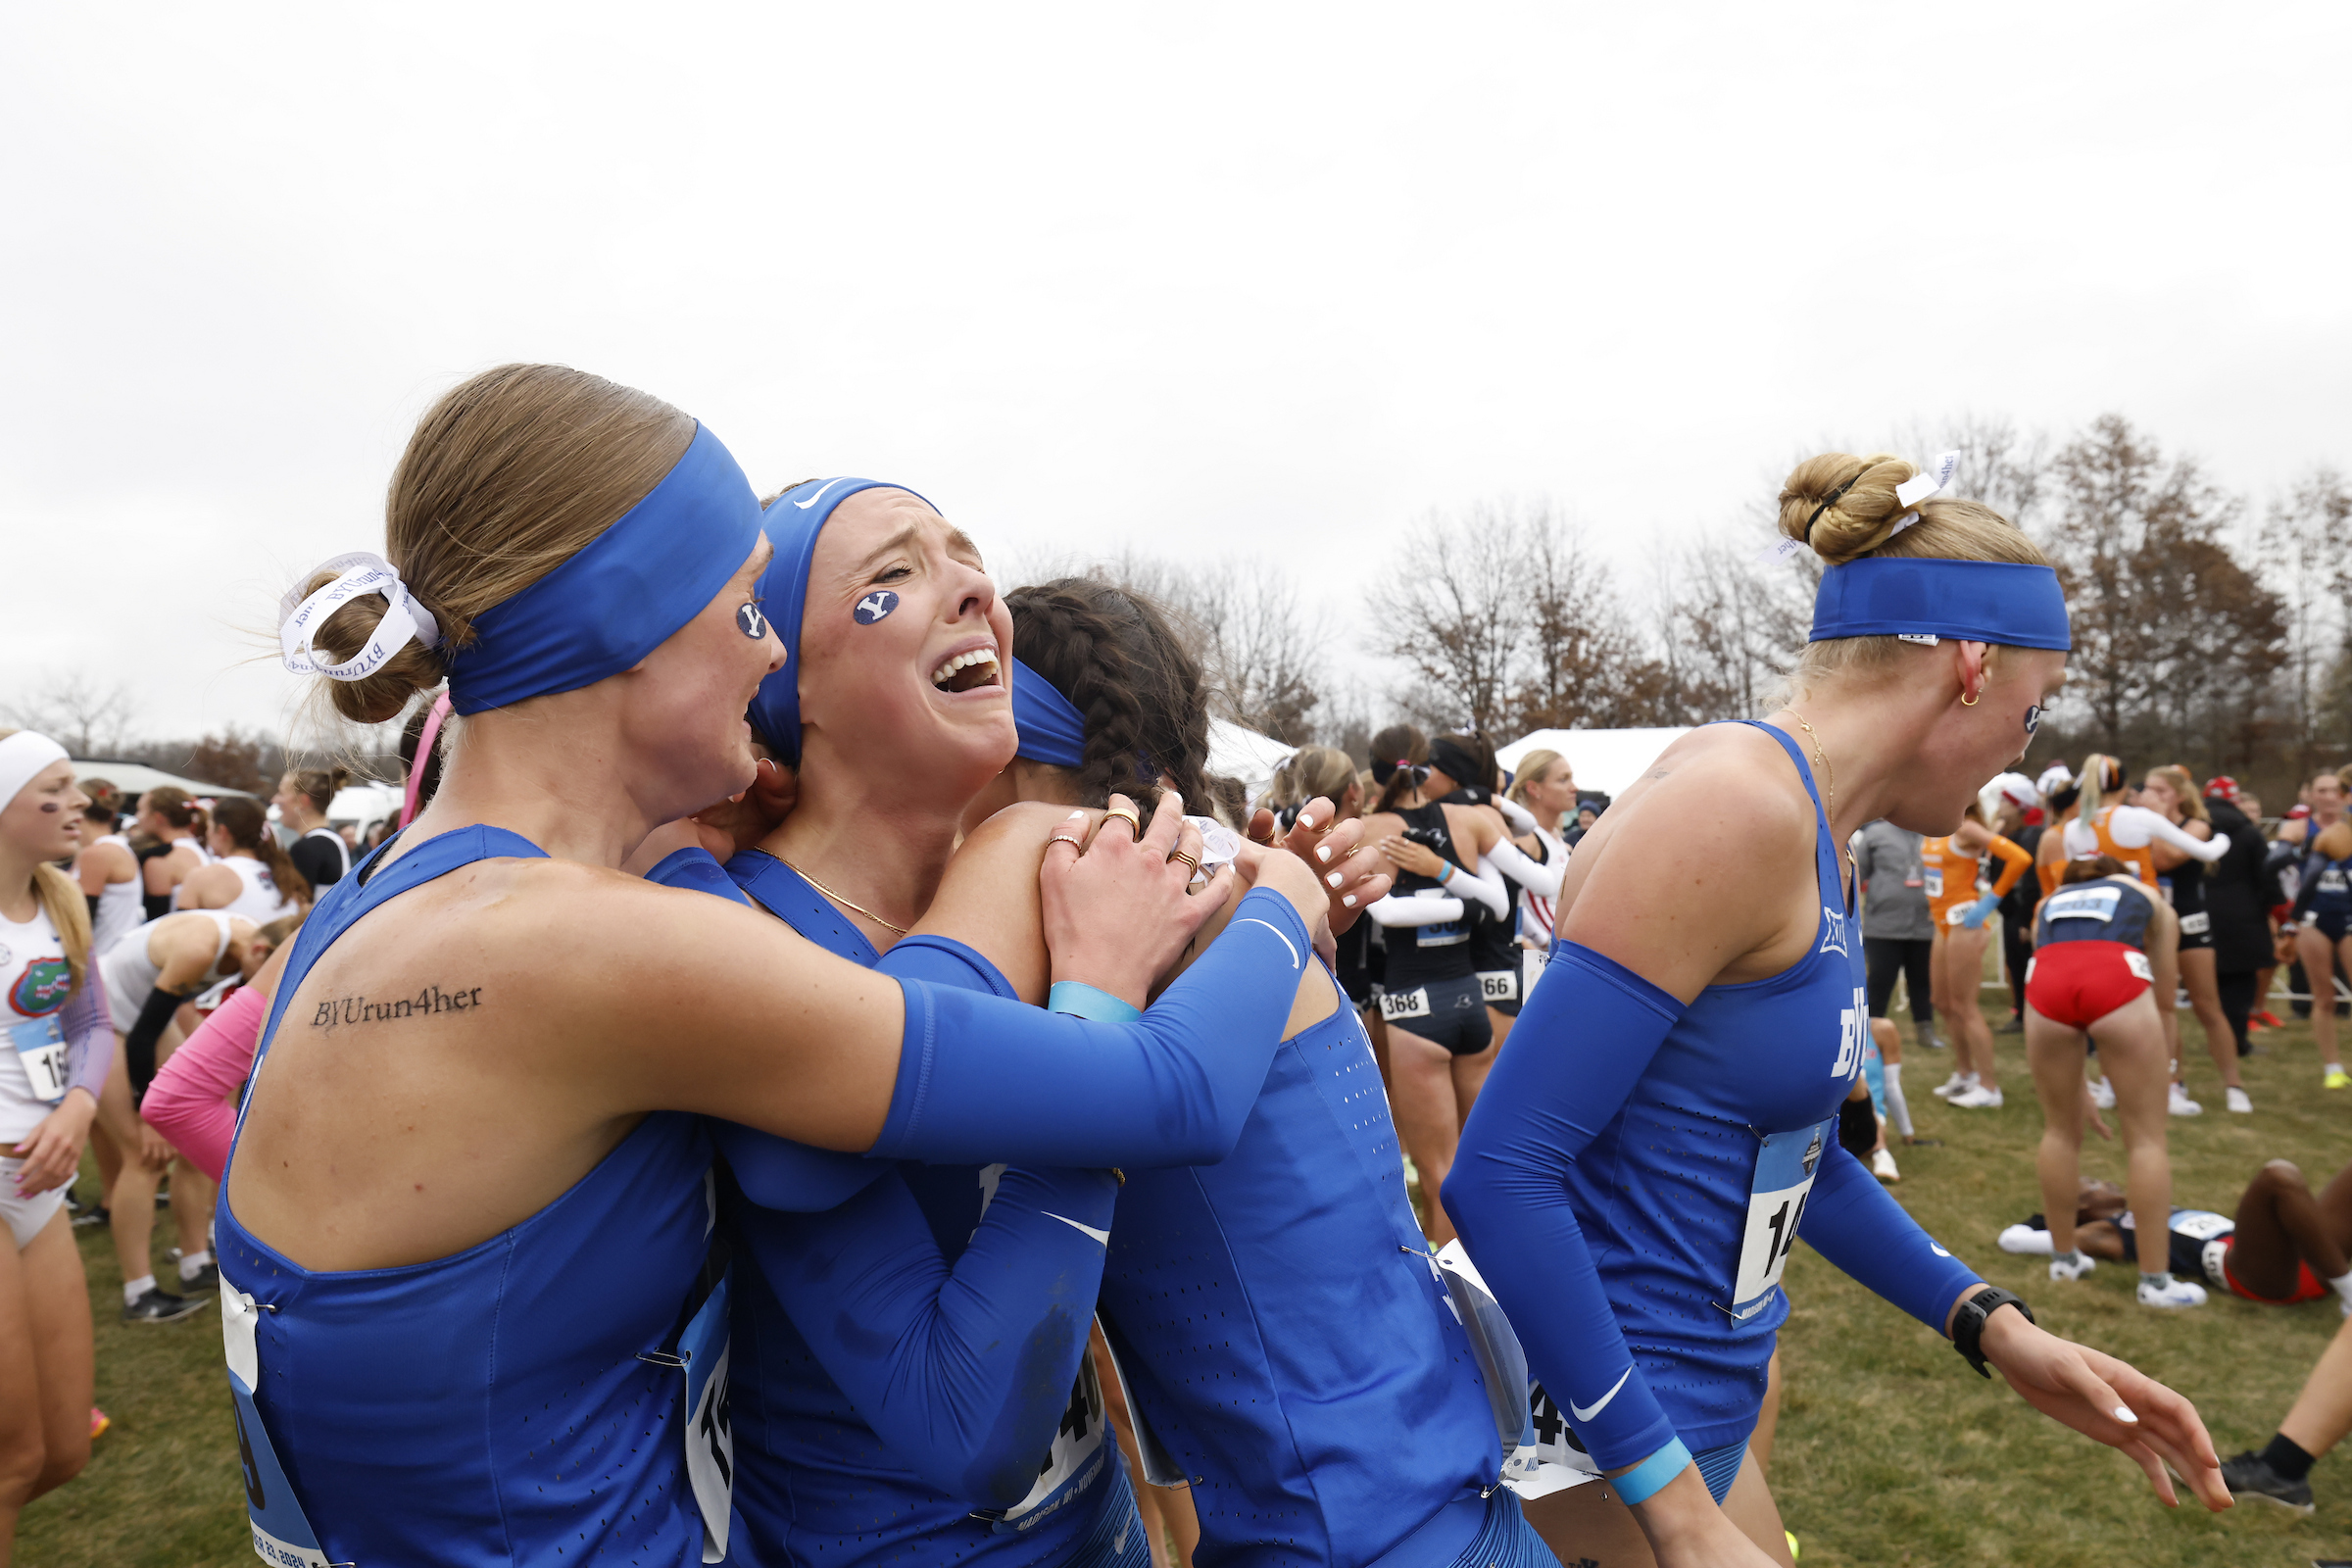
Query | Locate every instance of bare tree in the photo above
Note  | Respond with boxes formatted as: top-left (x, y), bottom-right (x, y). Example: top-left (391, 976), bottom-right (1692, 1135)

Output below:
top-left (1895, 414), bottom-right (2049, 528)
top-left (1080, 552), bottom-right (1332, 744)
top-left (2, 672), bottom-right (140, 756)
top-left (1366, 501), bottom-right (1534, 734)
top-left (2260, 468), bottom-right (2352, 779)
top-left (1507, 506), bottom-right (1668, 732)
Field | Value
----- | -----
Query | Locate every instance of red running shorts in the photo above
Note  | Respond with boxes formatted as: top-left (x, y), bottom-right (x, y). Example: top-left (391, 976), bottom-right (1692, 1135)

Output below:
top-left (2025, 940), bottom-right (2153, 1031)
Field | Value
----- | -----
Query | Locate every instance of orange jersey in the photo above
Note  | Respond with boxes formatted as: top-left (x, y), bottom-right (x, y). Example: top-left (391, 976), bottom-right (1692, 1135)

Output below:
top-left (2089, 806), bottom-right (2161, 889)
top-left (1926, 832), bottom-right (2033, 925)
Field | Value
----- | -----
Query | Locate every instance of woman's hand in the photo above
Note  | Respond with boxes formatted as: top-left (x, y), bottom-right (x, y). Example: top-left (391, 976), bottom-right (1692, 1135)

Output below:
top-left (1629, 1466), bottom-right (1785, 1566)
top-left (10, 1090), bottom-right (97, 1195)
top-left (1041, 793), bottom-right (1226, 1009)
top-left (1245, 799), bottom-right (1393, 937)
top-left (1379, 837), bottom-right (1446, 879)
top-left (1978, 1305), bottom-right (2230, 1510)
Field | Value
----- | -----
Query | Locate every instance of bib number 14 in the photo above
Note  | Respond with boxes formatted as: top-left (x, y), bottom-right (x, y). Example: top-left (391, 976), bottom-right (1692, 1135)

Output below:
top-left (1729, 1118), bottom-right (1834, 1320)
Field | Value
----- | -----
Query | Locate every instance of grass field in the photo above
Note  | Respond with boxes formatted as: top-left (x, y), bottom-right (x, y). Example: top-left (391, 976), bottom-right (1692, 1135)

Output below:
top-left (23, 1003), bottom-right (2352, 1567)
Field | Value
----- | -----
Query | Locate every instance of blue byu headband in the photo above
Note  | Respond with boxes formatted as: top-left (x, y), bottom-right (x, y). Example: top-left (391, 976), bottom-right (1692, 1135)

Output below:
top-left (447, 423), bottom-right (766, 714)
top-left (1010, 657), bottom-right (1088, 767)
top-left (745, 477), bottom-right (936, 763)
top-left (1810, 558), bottom-right (2072, 652)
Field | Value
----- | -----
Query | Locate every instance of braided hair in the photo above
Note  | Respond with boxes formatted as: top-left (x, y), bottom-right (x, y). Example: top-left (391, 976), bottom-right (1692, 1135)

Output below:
top-left (1006, 578), bottom-right (1245, 823)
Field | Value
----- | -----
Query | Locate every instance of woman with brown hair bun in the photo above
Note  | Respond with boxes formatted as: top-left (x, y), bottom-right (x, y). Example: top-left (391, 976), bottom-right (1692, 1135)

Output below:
top-left (131, 785), bottom-right (207, 922)
top-left (1452, 451), bottom-right (2225, 1565)
top-left (273, 766), bottom-right (352, 890)
top-left (72, 781), bottom-right (143, 957)
top-left (179, 796), bottom-right (307, 922)
top-left (218, 365), bottom-right (1333, 1568)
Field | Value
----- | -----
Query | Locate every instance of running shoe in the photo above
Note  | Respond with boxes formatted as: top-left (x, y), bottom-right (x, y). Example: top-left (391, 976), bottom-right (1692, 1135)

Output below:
top-left (1931, 1072), bottom-right (1976, 1099)
top-left (88, 1406), bottom-right (109, 1441)
top-left (2256, 1009), bottom-right (2284, 1031)
top-left (1871, 1148), bottom-right (1899, 1183)
top-left (2137, 1276), bottom-right (2207, 1308)
top-left (2220, 1450), bottom-right (2314, 1514)
top-left (2087, 1076), bottom-right (2117, 1109)
top-left (1948, 1086), bottom-right (2003, 1109)
top-left (1919, 1027), bottom-right (1946, 1052)
top-left (122, 1287), bottom-right (209, 1325)
top-left (2328, 1065), bottom-right (2350, 1091)
top-left (71, 1204), bottom-right (110, 1231)
top-left (2050, 1250), bottom-right (2095, 1282)
top-left (179, 1262), bottom-right (220, 1296)
top-left (2169, 1084), bottom-right (2203, 1116)
top-left (1995, 1015), bottom-right (2023, 1035)
top-left (2226, 1087), bottom-right (2253, 1114)
top-left (1786, 1531), bottom-right (1801, 1560)
top-left (1999, 1223), bottom-right (2056, 1255)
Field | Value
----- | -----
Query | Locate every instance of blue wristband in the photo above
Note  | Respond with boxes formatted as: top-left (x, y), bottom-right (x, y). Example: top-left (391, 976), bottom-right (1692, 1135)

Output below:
top-left (1047, 981), bottom-right (1142, 1022)
top-left (1610, 1437), bottom-right (1693, 1506)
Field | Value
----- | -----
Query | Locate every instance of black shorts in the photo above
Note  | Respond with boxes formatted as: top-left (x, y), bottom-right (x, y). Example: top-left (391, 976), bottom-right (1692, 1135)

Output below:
top-left (2310, 909), bottom-right (2352, 945)
top-left (2176, 909), bottom-right (2213, 952)
top-left (1378, 973), bottom-right (1494, 1055)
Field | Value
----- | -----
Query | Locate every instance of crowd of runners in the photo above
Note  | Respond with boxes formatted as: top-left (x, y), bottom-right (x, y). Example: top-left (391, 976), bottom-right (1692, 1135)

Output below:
top-left (5, 373), bottom-right (2352, 1566)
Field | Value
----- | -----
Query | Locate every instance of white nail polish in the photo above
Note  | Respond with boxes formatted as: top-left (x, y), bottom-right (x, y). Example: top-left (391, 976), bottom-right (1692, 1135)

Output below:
top-left (1066, 810), bottom-right (1086, 819)
top-left (2114, 1405), bottom-right (2137, 1423)
top-left (1326, 871), bottom-right (1343, 888)
top-left (1342, 894), bottom-right (1357, 908)
top-left (1315, 845), bottom-right (1333, 862)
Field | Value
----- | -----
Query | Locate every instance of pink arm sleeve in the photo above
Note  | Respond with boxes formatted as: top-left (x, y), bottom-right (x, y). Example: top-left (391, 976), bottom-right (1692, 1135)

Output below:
top-left (142, 982), bottom-right (269, 1183)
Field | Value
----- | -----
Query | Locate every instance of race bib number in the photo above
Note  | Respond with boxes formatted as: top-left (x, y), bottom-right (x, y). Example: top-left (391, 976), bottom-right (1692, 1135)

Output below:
top-left (1415, 921), bottom-right (1466, 948)
top-left (989, 1360), bottom-right (1109, 1534)
top-left (1506, 1383), bottom-right (1603, 1499)
top-left (2179, 911), bottom-right (2211, 935)
top-left (1521, 946), bottom-right (1547, 1003)
top-left (222, 1278), bottom-right (334, 1568)
top-left (679, 1269), bottom-right (734, 1563)
top-left (1924, 868), bottom-right (1943, 899)
top-left (2200, 1238), bottom-right (2233, 1289)
top-left (1729, 1118), bottom-right (1834, 1319)
top-left (1944, 903), bottom-right (1971, 926)
top-left (2125, 951), bottom-right (2155, 982)
top-left (2169, 1209), bottom-right (2233, 1243)
top-left (8, 1017), bottom-right (68, 1104)
top-left (1380, 987), bottom-right (1431, 1022)
top-left (1477, 969), bottom-right (1518, 1004)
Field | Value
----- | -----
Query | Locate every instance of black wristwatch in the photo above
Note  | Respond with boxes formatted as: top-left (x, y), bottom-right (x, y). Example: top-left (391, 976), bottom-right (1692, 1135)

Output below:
top-left (1950, 1285), bottom-right (2035, 1378)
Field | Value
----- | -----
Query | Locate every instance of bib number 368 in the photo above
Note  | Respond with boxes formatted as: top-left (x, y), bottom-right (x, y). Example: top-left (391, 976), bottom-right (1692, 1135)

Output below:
top-left (1729, 1118), bottom-right (1834, 1320)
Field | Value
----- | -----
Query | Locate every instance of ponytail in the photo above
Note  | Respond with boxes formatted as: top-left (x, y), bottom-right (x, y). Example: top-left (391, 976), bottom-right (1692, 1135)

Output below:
top-left (30, 862), bottom-right (92, 994)
top-left (209, 796), bottom-right (313, 908)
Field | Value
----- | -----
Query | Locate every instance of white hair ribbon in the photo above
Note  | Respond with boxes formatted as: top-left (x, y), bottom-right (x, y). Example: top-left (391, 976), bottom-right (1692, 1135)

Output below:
top-left (1888, 451), bottom-right (1963, 537)
top-left (279, 553), bottom-right (442, 682)
top-left (0, 729), bottom-right (72, 811)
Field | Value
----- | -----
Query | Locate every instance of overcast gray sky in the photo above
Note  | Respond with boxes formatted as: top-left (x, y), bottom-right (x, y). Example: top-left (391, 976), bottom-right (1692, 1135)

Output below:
top-left (5, 4), bottom-right (2347, 747)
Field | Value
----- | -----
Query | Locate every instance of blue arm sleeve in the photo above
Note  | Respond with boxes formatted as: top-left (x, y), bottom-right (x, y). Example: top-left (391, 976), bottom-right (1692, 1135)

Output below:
top-left (871, 886), bottom-right (1309, 1168)
top-left (741, 1162), bottom-right (1118, 1508)
top-left (1797, 1140), bottom-right (1981, 1331)
top-left (1446, 941), bottom-right (1684, 1470)
top-left (63, 978), bottom-right (110, 1101)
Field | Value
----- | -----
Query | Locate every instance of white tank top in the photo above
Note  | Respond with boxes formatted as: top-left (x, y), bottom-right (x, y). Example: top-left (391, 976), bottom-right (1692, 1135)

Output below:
top-left (89, 834), bottom-right (146, 956)
top-left (216, 856), bottom-right (298, 925)
top-left (0, 903), bottom-right (75, 1142)
top-left (100, 911), bottom-right (237, 1037)
top-left (163, 837), bottom-right (214, 912)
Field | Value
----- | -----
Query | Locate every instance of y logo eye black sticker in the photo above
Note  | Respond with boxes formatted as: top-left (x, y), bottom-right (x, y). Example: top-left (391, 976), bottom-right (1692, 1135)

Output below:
top-left (855, 591), bottom-right (899, 625)
top-left (736, 602), bottom-right (768, 639)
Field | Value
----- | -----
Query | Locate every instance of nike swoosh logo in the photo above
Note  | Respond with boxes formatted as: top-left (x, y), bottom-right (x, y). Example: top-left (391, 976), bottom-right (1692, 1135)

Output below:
top-left (1044, 1211), bottom-right (1111, 1247)
top-left (794, 477), bottom-right (850, 510)
top-left (1569, 1366), bottom-right (1633, 1423)
top-left (1236, 918), bottom-right (1301, 969)
top-left (1930, 1245), bottom-right (1951, 1257)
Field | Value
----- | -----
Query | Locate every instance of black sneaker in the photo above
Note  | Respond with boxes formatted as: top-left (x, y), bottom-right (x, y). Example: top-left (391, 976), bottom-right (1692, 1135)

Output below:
top-left (121, 1288), bottom-right (210, 1325)
top-left (72, 1205), bottom-right (111, 1230)
top-left (178, 1263), bottom-right (220, 1296)
top-left (1995, 1016), bottom-right (2024, 1036)
top-left (2220, 1450), bottom-right (2314, 1514)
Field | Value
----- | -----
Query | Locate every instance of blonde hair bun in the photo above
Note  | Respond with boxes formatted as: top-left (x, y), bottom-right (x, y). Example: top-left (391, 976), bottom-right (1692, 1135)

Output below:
top-left (1776, 453), bottom-right (1922, 565)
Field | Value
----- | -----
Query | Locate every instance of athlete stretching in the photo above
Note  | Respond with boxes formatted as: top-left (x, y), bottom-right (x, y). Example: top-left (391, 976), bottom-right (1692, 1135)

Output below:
top-left (1449, 450), bottom-right (2227, 1566)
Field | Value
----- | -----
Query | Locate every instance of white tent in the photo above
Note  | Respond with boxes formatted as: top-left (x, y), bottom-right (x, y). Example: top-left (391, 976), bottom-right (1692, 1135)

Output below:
top-left (69, 758), bottom-right (255, 799)
top-left (326, 781), bottom-right (405, 833)
top-left (1493, 728), bottom-right (1692, 800)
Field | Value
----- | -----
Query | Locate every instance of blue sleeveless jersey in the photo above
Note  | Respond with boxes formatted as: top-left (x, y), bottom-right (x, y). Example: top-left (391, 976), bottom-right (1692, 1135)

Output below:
top-left (1553, 722), bottom-right (1867, 1455)
top-left (1099, 999), bottom-right (1504, 1568)
top-left (216, 825), bottom-right (719, 1567)
top-left (717, 850), bottom-right (1128, 1568)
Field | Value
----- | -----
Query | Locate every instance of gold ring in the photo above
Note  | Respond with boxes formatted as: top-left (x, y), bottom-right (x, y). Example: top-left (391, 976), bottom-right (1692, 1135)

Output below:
top-left (1167, 849), bottom-right (1201, 874)
top-left (1047, 834), bottom-right (1085, 851)
top-left (1103, 807), bottom-right (1144, 842)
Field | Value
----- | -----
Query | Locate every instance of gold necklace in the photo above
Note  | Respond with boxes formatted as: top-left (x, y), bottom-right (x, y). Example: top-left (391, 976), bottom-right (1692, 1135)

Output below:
top-left (780, 858), bottom-right (912, 936)
top-left (1785, 710), bottom-right (1836, 827)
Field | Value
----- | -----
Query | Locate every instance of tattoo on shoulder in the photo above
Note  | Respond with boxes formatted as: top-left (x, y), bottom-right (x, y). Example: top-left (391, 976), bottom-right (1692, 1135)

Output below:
top-left (312, 985), bottom-right (483, 1033)
top-left (1646, 766), bottom-right (1671, 780)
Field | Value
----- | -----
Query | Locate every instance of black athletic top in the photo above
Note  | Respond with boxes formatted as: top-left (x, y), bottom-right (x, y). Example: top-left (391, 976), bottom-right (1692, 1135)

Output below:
top-left (1383, 803), bottom-right (1480, 991)
top-left (1440, 787), bottom-right (1518, 984)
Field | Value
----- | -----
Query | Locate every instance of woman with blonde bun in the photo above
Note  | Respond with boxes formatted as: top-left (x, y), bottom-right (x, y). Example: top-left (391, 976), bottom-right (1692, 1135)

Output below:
top-left (216, 364), bottom-right (1337, 1568)
top-left (1451, 452), bottom-right (2226, 1566)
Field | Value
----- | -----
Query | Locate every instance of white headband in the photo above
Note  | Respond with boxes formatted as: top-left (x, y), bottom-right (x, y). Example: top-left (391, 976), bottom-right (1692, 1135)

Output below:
top-left (279, 553), bottom-right (442, 683)
top-left (0, 730), bottom-right (72, 812)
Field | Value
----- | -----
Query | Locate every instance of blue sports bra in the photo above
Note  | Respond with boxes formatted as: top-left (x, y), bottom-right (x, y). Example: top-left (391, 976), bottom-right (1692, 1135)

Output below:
top-left (216, 825), bottom-right (725, 1568)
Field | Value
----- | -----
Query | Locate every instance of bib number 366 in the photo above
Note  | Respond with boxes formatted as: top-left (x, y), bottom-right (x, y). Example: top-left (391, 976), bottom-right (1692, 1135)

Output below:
top-left (1729, 1118), bottom-right (1834, 1320)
